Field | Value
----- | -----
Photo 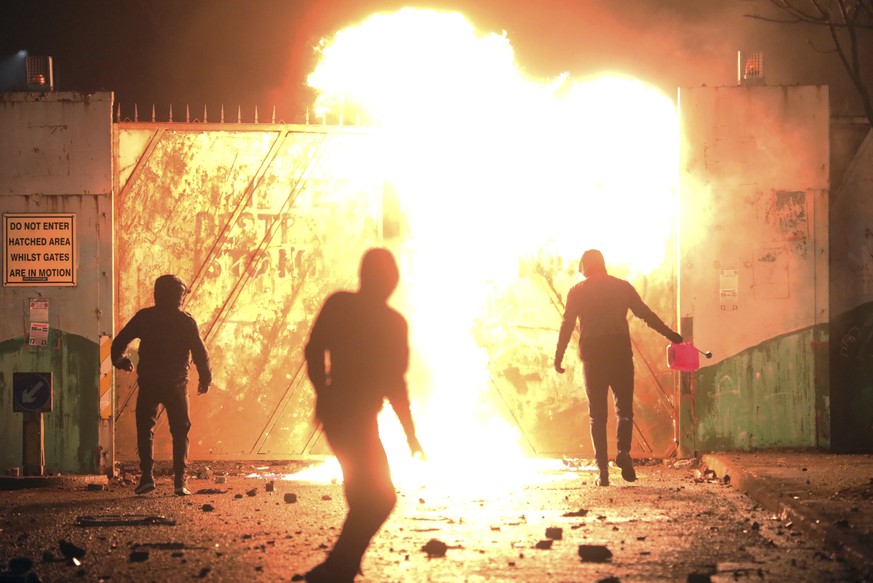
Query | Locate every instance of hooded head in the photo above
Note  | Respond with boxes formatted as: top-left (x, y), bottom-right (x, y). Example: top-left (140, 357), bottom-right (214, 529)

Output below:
top-left (154, 274), bottom-right (188, 308)
top-left (579, 249), bottom-right (607, 278)
top-left (359, 248), bottom-right (399, 303)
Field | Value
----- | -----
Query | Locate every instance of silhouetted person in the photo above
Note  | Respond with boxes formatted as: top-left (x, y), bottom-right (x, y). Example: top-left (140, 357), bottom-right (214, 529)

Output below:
top-left (554, 249), bottom-right (682, 486)
top-left (112, 274), bottom-right (211, 496)
top-left (303, 248), bottom-right (423, 583)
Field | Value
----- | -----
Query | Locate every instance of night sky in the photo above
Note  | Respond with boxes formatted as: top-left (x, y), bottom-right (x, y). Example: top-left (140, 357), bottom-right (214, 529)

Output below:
top-left (1, 0), bottom-right (870, 122)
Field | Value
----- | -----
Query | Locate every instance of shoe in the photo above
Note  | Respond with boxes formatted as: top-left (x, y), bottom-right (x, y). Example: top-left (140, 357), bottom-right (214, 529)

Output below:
top-left (595, 467), bottom-right (609, 487)
top-left (174, 485), bottom-right (192, 496)
top-left (134, 478), bottom-right (156, 495)
top-left (615, 451), bottom-right (637, 482)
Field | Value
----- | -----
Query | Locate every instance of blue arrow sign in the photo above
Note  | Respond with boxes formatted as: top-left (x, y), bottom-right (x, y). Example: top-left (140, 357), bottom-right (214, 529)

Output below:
top-left (13, 372), bottom-right (52, 413)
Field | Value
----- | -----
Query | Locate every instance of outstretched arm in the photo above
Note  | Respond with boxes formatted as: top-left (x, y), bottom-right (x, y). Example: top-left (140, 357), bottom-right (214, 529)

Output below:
top-left (190, 320), bottom-right (212, 394)
top-left (387, 317), bottom-right (424, 458)
top-left (628, 285), bottom-right (683, 344)
top-left (389, 389), bottom-right (424, 458)
top-left (554, 289), bottom-right (578, 373)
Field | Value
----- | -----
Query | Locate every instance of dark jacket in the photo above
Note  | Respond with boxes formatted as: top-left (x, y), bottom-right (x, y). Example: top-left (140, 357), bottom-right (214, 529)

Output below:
top-left (556, 273), bottom-right (682, 363)
top-left (112, 306), bottom-right (212, 387)
top-left (304, 291), bottom-right (410, 418)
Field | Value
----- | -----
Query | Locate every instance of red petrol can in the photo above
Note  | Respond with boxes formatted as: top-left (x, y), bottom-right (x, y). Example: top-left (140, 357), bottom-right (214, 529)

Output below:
top-left (667, 341), bottom-right (700, 372)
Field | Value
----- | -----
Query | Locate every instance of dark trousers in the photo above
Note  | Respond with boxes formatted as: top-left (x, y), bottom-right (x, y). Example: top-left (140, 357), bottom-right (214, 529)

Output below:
top-left (583, 354), bottom-right (635, 468)
top-left (321, 412), bottom-right (396, 578)
top-left (135, 381), bottom-right (191, 482)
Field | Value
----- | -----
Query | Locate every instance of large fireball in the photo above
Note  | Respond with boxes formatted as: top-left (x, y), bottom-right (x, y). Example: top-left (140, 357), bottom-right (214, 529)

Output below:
top-left (302, 8), bottom-right (679, 488)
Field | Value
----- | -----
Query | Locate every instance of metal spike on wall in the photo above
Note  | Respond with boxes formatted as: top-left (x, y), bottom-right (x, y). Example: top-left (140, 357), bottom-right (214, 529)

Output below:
top-left (220, 105), bottom-right (225, 124)
top-left (151, 104), bottom-right (156, 122)
top-left (169, 104), bottom-right (173, 123)
top-left (237, 105), bottom-right (241, 123)
top-left (203, 105), bottom-right (208, 123)
top-left (134, 103), bottom-right (139, 122)
top-left (116, 103), bottom-right (121, 122)
top-left (255, 105), bottom-right (259, 124)
top-left (271, 106), bottom-right (276, 124)
top-left (186, 104), bottom-right (190, 123)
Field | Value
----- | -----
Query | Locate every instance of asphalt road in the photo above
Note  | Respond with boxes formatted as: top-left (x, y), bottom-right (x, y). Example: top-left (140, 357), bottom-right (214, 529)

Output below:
top-left (0, 459), bottom-right (868, 582)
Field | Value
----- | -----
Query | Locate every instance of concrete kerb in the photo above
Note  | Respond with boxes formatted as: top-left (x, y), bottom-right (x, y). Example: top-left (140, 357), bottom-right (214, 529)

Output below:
top-left (702, 453), bottom-right (872, 573)
top-left (0, 474), bottom-right (109, 491)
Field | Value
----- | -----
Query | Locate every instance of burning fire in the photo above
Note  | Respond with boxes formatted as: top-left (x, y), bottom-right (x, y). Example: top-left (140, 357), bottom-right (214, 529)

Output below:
top-left (297, 8), bottom-right (679, 488)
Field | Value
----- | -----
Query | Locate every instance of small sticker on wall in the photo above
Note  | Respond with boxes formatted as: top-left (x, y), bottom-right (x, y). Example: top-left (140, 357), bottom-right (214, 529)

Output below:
top-left (29, 322), bottom-right (49, 346)
top-left (30, 298), bottom-right (48, 322)
top-left (720, 269), bottom-right (738, 311)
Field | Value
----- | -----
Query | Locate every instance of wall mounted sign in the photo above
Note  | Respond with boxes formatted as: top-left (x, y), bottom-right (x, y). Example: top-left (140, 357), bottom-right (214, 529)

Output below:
top-left (12, 372), bottom-right (53, 413)
top-left (3, 213), bottom-right (77, 286)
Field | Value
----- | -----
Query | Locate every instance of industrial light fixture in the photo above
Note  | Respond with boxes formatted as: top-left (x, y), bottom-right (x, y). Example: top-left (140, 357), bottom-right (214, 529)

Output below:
top-left (25, 56), bottom-right (53, 91)
top-left (738, 51), bottom-right (764, 86)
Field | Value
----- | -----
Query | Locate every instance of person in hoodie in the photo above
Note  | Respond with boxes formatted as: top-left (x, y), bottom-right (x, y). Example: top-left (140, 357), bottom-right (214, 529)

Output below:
top-left (302, 248), bottom-right (424, 583)
top-left (112, 274), bottom-right (212, 496)
top-left (554, 249), bottom-right (682, 487)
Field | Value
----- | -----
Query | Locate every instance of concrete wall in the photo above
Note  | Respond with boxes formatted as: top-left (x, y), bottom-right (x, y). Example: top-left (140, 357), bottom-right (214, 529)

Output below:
top-left (0, 91), bottom-right (113, 474)
top-left (830, 123), bottom-right (873, 452)
top-left (677, 85), bottom-right (830, 453)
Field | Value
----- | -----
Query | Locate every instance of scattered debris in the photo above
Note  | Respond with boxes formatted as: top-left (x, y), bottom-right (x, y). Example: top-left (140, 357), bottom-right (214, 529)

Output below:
top-left (578, 544), bottom-right (612, 563)
top-left (284, 493), bottom-right (298, 504)
top-left (693, 467), bottom-right (725, 484)
top-left (545, 527), bottom-right (563, 540)
top-left (321, 494), bottom-right (332, 501)
top-left (422, 538), bottom-right (448, 558)
top-left (202, 504), bottom-right (215, 512)
top-left (715, 562), bottom-right (765, 578)
top-left (687, 574), bottom-right (713, 583)
top-left (535, 540), bottom-right (553, 550)
top-left (596, 577), bottom-right (621, 583)
top-left (129, 549), bottom-right (149, 562)
top-left (196, 467), bottom-right (213, 480)
top-left (198, 566), bottom-right (212, 578)
top-left (215, 475), bottom-right (227, 484)
top-left (75, 515), bottom-right (176, 527)
top-left (562, 457), bottom-right (597, 470)
top-left (246, 488), bottom-right (258, 497)
top-left (669, 458), bottom-right (700, 469)
top-left (59, 539), bottom-right (86, 565)
top-left (265, 480), bottom-right (275, 492)
top-left (86, 483), bottom-right (105, 491)
top-left (562, 508), bottom-right (589, 518)
top-left (195, 488), bottom-right (228, 495)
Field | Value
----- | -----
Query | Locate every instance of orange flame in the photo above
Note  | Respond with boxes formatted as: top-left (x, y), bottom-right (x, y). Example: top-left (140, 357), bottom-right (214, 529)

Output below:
top-left (304, 8), bottom-right (679, 488)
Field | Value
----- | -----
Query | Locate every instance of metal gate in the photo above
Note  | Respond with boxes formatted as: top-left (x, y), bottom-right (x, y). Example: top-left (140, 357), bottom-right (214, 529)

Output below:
top-left (113, 122), bottom-right (679, 461)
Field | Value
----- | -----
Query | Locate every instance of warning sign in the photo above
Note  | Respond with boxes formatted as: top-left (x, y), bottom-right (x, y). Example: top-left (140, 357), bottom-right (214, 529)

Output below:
top-left (3, 213), bottom-right (77, 286)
